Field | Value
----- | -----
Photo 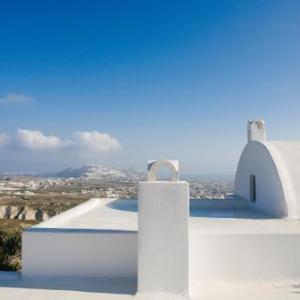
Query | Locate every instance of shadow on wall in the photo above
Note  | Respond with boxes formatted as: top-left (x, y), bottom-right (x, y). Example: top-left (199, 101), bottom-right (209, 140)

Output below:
top-left (291, 283), bottom-right (300, 294)
top-left (0, 274), bottom-right (137, 295)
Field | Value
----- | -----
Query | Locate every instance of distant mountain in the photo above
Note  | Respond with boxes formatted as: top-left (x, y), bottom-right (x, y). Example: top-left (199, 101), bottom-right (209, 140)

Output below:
top-left (45, 165), bottom-right (145, 181)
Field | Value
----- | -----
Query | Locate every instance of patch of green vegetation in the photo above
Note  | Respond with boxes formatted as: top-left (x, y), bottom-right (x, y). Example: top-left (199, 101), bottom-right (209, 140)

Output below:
top-left (0, 219), bottom-right (38, 271)
top-left (0, 192), bottom-right (91, 216)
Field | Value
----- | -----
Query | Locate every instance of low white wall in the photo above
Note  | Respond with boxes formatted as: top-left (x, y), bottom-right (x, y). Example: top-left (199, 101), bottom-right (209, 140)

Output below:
top-left (22, 229), bottom-right (137, 279)
top-left (190, 232), bottom-right (300, 282)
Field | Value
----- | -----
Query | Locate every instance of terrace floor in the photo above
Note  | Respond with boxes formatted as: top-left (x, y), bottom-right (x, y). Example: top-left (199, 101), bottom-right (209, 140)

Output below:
top-left (30, 198), bottom-right (300, 234)
top-left (0, 273), bottom-right (299, 300)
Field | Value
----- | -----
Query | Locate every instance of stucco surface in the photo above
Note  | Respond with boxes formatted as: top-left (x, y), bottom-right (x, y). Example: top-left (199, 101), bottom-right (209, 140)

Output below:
top-left (138, 182), bottom-right (189, 295)
top-left (235, 141), bottom-right (300, 218)
top-left (23, 198), bottom-right (300, 281)
top-left (3, 197), bottom-right (300, 299)
top-left (265, 141), bottom-right (300, 218)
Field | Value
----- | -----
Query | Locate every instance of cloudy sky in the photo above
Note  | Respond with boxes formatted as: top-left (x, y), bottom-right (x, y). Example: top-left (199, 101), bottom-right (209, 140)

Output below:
top-left (0, 1), bottom-right (299, 174)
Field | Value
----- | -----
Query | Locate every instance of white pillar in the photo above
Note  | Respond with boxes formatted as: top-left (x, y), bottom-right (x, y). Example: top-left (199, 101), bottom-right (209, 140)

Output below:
top-left (247, 120), bottom-right (266, 142)
top-left (138, 160), bottom-right (190, 297)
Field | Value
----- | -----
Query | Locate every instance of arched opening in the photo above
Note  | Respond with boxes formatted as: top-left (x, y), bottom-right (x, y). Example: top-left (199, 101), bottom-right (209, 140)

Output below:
top-left (147, 160), bottom-right (179, 182)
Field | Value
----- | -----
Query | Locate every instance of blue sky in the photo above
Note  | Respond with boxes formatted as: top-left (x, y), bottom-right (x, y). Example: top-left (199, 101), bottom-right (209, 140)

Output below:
top-left (0, 1), bottom-right (299, 175)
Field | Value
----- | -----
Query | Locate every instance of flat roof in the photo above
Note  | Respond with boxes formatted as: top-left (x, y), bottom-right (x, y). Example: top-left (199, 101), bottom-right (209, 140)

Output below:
top-left (27, 198), bottom-right (300, 234)
top-left (4, 198), bottom-right (300, 300)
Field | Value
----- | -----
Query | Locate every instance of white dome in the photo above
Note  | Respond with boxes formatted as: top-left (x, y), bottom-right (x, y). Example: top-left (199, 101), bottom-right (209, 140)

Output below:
top-left (235, 140), bottom-right (300, 219)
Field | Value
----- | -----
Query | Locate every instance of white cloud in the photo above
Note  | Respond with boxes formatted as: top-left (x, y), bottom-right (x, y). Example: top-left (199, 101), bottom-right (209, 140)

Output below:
top-left (0, 93), bottom-right (34, 105)
top-left (17, 129), bottom-right (64, 150)
top-left (73, 131), bottom-right (121, 153)
top-left (15, 129), bottom-right (121, 154)
top-left (0, 133), bottom-right (10, 147)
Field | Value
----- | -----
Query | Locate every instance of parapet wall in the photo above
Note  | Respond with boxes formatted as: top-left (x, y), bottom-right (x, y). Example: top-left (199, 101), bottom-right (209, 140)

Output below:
top-left (22, 228), bottom-right (137, 278)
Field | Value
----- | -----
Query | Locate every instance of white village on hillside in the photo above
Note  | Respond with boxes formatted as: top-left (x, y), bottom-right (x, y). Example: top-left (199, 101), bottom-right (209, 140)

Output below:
top-left (0, 120), bottom-right (300, 299)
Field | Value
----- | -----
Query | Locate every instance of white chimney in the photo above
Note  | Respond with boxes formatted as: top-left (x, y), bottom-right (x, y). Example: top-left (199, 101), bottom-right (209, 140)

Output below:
top-left (138, 160), bottom-right (190, 297)
top-left (247, 120), bottom-right (266, 142)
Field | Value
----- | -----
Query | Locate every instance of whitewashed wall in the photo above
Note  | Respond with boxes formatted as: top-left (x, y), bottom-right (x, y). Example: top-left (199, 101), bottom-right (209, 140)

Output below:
top-left (234, 141), bottom-right (288, 217)
top-left (138, 181), bottom-right (189, 295)
top-left (22, 229), bottom-right (137, 278)
top-left (190, 232), bottom-right (300, 282)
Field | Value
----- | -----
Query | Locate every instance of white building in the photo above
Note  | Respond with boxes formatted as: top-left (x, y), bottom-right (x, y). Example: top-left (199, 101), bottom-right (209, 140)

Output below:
top-left (235, 120), bottom-right (300, 219)
top-left (1, 121), bottom-right (300, 300)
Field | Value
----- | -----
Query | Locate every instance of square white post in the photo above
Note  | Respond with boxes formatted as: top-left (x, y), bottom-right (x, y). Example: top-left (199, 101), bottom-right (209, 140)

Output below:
top-left (138, 160), bottom-right (190, 297)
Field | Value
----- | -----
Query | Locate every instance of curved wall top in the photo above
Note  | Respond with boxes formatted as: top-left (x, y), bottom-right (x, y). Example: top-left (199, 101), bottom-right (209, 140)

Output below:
top-left (147, 160), bottom-right (179, 182)
top-left (234, 140), bottom-right (300, 219)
